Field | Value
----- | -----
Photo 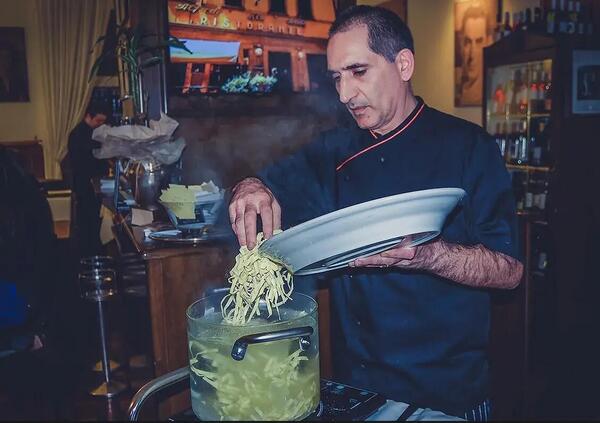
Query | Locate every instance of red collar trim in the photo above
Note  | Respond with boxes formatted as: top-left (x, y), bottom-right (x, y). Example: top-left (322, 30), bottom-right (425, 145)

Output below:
top-left (336, 102), bottom-right (425, 172)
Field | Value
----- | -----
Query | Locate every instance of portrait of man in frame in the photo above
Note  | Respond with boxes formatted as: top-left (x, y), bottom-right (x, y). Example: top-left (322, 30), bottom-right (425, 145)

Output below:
top-left (454, 0), bottom-right (496, 107)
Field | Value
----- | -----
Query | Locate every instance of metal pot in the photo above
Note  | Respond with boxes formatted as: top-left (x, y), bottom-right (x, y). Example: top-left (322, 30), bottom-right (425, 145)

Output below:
top-left (186, 291), bottom-right (320, 421)
top-left (133, 159), bottom-right (169, 210)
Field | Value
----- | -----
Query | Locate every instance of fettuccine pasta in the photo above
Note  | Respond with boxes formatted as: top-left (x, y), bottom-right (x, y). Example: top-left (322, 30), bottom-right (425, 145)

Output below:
top-left (221, 231), bottom-right (292, 325)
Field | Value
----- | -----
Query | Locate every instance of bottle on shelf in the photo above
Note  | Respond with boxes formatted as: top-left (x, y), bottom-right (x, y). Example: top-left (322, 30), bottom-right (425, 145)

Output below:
top-left (557, 0), bottom-right (569, 34)
top-left (566, 0), bottom-right (577, 34)
top-left (577, 2), bottom-right (585, 35)
top-left (494, 122), bottom-right (506, 158)
top-left (529, 68), bottom-right (540, 114)
top-left (503, 11), bottom-right (512, 37)
top-left (513, 12), bottom-right (521, 33)
top-left (507, 122), bottom-right (520, 164)
top-left (533, 7), bottom-right (543, 33)
top-left (546, 0), bottom-right (557, 34)
top-left (493, 83), bottom-right (506, 114)
top-left (542, 70), bottom-right (552, 112)
top-left (522, 9), bottom-right (531, 31)
top-left (494, 11), bottom-right (503, 42)
top-left (516, 120), bottom-right (529, 165)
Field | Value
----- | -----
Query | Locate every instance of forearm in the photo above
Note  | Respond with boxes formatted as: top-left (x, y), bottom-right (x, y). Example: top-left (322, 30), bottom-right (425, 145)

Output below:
top-left (414, 239), bottom-right (523, 289)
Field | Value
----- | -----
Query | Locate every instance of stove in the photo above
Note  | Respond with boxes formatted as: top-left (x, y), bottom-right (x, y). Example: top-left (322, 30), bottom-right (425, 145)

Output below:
top-left (168, 379), bottom-right (387, 421)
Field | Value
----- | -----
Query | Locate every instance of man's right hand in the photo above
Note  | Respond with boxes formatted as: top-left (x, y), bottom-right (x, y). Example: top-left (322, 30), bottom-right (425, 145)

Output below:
top-left (228, 177), bottom-right (281, 250)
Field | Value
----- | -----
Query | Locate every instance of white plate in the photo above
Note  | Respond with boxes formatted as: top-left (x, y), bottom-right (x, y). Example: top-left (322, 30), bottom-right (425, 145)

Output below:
top-left (259, 188), bottom-right (466, 275)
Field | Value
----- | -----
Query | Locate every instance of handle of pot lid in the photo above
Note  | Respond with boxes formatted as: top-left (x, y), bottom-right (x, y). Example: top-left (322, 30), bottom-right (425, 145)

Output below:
top-left (231, 326), bottom-right (314, 361)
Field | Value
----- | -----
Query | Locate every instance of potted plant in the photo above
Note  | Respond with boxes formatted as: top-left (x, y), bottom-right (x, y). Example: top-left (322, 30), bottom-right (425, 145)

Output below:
top-left (89, 21), bottom-right (191, 125)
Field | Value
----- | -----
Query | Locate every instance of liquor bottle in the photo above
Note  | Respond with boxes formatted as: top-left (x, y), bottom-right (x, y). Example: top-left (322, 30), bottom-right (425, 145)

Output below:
top-left (516, 120), bottom-right (529, 165)
top-left (522, 9), bottom-right (531, 31)
top-left (513, 12), bottom-right (520, 32)
top-left (542, 70), bottom-right (552, 112)
top-left (558, 0), bottom-right (569, 34)
top-left (577, 2), bottom-right (585, 35)
top-left (507, 122), bottom-right (519, 164)
top-left (494, 11), bottom-right (503, 42)
top-left (533, 7), bottom-right (543, 32)
top-left (518, 67), bottom-right (529, 114)
top-left (493, 83), bottom-right (506, 114)
top-left (513, 171), bottom-right (525, 211)
top-left (503, 11), bottom-right (512, 37)
top-left (546, 0), bottom-right (557, 34)
top-left (529, 69), bottom-right (540, 114)
top-left (566, 1), bottom-right (577, 34)
top-left (494, 122), bottom-right (506, 157)
top-left (505, 71), bottom-right (515, 114)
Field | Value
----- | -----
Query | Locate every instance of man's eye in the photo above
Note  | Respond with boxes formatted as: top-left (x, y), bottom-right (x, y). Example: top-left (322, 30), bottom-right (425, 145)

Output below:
top-left (353, 69), bottom-right (367, 77)
top-left (332, 75), bottom-right (341, 83)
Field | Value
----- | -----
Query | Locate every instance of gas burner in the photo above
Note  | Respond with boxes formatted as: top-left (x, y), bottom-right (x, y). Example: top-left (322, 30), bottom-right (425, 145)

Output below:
top-left (168, 379), bottom-right (386, 421)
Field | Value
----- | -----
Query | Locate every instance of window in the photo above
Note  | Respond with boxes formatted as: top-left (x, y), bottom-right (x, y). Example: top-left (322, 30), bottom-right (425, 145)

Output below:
top-left (297, 0), bottom-right (313, 20)
top-left (270, 0), bottom-right (286, 15)
top-left (224, 0), bottom-right (243, 8)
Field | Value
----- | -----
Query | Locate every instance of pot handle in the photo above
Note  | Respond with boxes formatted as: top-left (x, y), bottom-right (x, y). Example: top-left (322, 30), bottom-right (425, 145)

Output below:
top-left (231, 326), bottom-right (314, 361)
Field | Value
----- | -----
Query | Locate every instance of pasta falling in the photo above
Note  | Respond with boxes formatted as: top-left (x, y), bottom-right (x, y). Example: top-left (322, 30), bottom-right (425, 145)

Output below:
top-left (221, 231), bottom-right (293, 325)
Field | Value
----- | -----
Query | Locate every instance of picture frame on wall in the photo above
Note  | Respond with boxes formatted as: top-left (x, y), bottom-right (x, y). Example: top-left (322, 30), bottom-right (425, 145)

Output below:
top-left (454, 0), bottom-right (497, 107)
top-left (572, 50), bottom-right (600, 115)
top-left (0, 27), bottom-right (30, 102)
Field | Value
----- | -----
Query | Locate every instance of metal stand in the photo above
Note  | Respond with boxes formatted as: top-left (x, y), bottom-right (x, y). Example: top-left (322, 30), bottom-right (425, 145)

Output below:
top-left (90, 300), bottom-right (126, 398)
top-left (79, 265), bottom-right (127, 398)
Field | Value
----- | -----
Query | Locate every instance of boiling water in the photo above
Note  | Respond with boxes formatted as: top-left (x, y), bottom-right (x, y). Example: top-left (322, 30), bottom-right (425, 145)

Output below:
top-left (188, 311), bottom-right (320, 421)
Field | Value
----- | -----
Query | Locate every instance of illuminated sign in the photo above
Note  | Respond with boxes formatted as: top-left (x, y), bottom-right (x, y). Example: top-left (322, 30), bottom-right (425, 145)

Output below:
top-left (171, 5), bottom-right (307, 36)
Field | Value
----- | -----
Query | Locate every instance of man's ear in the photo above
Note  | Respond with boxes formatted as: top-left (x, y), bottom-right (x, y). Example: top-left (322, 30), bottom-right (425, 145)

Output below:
top-left (395, 48), bottom-right (415, 82)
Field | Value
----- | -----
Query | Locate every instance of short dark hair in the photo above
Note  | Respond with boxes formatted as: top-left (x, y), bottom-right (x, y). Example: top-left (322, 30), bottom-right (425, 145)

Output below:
top-left (85, 101), bottom-right (111, 118)
top-left (329, 5), bottom-right (414, 63)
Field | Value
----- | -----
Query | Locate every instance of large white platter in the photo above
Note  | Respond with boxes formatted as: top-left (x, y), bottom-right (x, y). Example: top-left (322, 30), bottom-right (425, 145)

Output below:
top-left (259, 188), bottom-right (466, 275)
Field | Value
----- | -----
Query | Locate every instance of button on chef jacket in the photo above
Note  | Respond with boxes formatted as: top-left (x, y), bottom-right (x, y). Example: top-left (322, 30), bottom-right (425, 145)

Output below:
top-left (258, 97), bottom-right (520, 417)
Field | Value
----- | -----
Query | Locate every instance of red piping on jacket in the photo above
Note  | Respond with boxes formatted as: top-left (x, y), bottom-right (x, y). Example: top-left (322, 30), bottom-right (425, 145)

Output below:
top-left (336, 102), bottom-right (425, 172)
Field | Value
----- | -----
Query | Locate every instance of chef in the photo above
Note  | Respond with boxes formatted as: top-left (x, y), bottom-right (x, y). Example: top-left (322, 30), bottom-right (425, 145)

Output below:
top-left (228, 6), bottom-right (523, 421)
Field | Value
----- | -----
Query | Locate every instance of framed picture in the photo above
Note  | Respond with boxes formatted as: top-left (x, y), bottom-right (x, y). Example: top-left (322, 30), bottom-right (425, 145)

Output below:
top-left (0, 27), bottom-right (30, 102)
top-left (454, 0), bottom-right (496, 107)
top-left (572, 50), bottom-right (600, 115)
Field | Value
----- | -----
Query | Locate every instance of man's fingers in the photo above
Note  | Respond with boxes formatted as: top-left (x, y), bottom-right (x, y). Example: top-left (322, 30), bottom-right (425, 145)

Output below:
top-left (273, 200), bottom-right (282, 232)
top-left (244, 208), bottom-right (258, 250)
top-left (259, 202), bottom-right (274, 239)
top-left (350, 254), bottom-right (397, 268)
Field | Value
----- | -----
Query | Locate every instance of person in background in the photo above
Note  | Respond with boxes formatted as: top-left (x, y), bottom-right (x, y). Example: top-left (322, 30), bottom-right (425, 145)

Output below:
top-left (0, 146), bottom-right (77, 418)
top-left (228, 6), bottom-right (522, 421)
top-left (66, 101), bottom-right (111, 258)
top-left (456, 5), bottom-right (492, 106)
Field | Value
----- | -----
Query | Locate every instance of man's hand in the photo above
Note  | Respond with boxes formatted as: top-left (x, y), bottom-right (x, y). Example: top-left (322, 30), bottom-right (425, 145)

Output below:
top-left (229, 177), bottom-right (281, 249)
top-left (350, 238), bottom-right (523, 289)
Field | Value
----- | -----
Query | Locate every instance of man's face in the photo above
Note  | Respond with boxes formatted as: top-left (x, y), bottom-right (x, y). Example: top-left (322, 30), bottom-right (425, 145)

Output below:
top-left (327, 25), bottom-right (407, 134)
top-left (462, 16), bottom-right (487, 82)
top-left (86, 113), bottom-right (107, 129)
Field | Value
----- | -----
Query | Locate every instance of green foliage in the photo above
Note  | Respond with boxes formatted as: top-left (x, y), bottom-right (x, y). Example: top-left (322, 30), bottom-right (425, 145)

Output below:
top-left (221, 71), bottom-right (278, 94)
top-left (89, 20), bottom-right (191, 115)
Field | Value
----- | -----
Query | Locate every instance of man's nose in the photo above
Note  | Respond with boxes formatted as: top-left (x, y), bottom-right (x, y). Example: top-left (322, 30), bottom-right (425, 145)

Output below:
top-left (338, 77), bottom-right (356, 104)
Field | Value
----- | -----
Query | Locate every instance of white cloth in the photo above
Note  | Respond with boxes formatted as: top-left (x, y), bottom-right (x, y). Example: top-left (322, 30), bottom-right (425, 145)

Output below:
top-left (367, 400), bottom-right (465, 421)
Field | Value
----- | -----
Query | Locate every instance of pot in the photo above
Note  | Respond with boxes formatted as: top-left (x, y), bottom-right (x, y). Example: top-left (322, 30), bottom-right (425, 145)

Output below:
top-left (186, 291), bottom-right (320, 421)
top-left (133, 159), bottom-right (170, 211)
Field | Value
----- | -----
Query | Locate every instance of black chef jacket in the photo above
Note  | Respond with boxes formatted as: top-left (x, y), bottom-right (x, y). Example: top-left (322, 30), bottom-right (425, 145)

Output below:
top-left (258, 97), bottom-right (519, 417)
